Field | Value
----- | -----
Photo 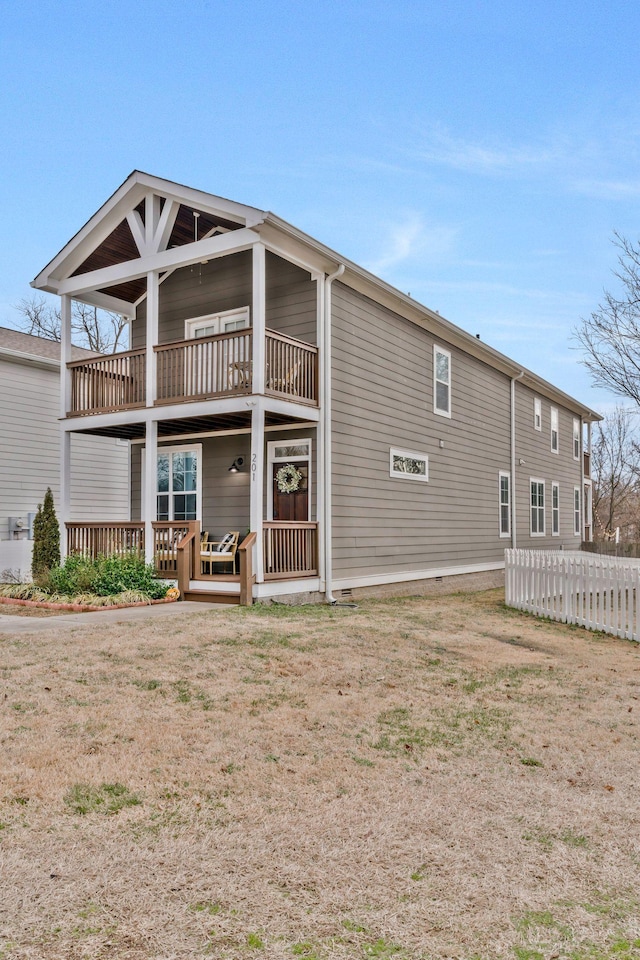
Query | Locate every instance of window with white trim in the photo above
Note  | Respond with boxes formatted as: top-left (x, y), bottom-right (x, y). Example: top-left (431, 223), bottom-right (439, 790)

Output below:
top-left (550, 407), bottom-right (559, 453)
top-left (433, 345), bottom-right (451, 417)
top-left (185, 306), bottom-right (250, 339)
top-left (534, 397), bottom-right (542, 431)
top-left (530, 479), bottom-right (545, 536)
top-left (156, 446), bottom-right (201, 521)
top-left (552, 482), bottom-right (560, 536)
top-left (390, 449), bottom-right (429, 481)
top-left (573, 418), bottom-right (580, 460)
top-left (499, 471), bottom-right (511, 537)
top-left (574, 486), bottom-right (581, 536)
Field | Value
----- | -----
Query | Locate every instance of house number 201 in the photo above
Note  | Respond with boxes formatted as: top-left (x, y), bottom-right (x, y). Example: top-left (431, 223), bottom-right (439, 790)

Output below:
top-left (252, 453), bottom-right (257, 481)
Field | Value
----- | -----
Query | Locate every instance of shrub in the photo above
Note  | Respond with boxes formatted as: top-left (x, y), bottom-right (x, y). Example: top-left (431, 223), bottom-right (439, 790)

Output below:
top-left (31, 488), bottom-right (60, 580)
top-left (45, 553), bottom-right (168, 600)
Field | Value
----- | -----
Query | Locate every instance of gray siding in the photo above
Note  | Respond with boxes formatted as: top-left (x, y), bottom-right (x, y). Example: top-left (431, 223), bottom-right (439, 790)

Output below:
top-left (265, 253), bottom-right (317, 344)
top-left (132, 251), bottom-right (317, 348)
top-left (0, 355), bottom-right (129, 541)
top-left (330, 284), bottom-right (513, 578)
top-left (513, 384), bottom-right (583, 548)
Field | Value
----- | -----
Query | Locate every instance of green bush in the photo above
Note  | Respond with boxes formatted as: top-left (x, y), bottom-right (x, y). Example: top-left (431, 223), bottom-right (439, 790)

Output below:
top-left (47, 553), bottom-right (168, 599)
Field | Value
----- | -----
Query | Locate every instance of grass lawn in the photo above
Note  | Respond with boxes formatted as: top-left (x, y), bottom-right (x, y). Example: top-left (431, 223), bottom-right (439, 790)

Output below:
top-left (1, 588), bottom-right (639, 959)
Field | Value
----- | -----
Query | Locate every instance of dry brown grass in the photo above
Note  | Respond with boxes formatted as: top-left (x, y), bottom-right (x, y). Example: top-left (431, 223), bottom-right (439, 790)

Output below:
top-left (1, 589), bottom-right (639, 960)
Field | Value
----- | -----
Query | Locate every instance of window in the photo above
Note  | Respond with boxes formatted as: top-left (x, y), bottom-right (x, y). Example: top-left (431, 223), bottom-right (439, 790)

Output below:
top-left (552, 482), bottom-right (560, 536)
top-left (156, 446), bottom-right (201, 521)
top-left (185, 306), bottom-right (250, 339)
top-left (530, 479), bottom-right (545, 536)
top-left (433, 345), bottom-right (451, 417)
top-left (499, 471), bottom-right (511, 537)
top-left (534, 398), bottom-right (542, 431)
top-left (390, 449), bottom-right (429, 481)
top-left (574, 486), bottom-right (581, 537)
top-left (550, 407), bottom-right (559, 453)
top-left (573, 418), bottom-right (580, 460)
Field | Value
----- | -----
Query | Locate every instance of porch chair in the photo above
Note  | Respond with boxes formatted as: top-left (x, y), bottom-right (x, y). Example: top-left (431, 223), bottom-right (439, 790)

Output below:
top-left (200, 531), bottom-right (240, 575)
top-left (267, 360), bottom-right (301, 396)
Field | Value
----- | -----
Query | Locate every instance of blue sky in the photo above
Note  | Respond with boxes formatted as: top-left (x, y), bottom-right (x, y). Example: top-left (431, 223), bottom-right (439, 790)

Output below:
top-left (2, 0), bottom-right (640, 414)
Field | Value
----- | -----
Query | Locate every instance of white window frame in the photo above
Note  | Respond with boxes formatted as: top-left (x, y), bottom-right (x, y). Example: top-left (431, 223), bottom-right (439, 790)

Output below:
top-left (267, 438), bottom-right (312, 521)
top-left (390, 448), bottom-right (429, 482)
top-left (574, 486), bottom-right (581, 537)
top-left (433, 344), bottom-right (451, 418)
top-left (499, 471), bottom-right (511, 538)
top-left (143, 443), bottom-right (203, 522)
top-left (530, 478), bottom-right (545, 537)
top-left (534, 398), bottom-right (542, 431)
top-left (551, 482), bottom-right (560, 537)
top-left (550, 407), bottom-right (559, 454)
top-left (185, 306), bottom-right (250, 339)
top-left (573, 418), bottom-right (580, 461)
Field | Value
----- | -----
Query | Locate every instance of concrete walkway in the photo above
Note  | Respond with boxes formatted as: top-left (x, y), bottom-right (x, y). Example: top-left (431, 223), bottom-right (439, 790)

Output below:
top-left (0, 601), bottom-right (232, 634)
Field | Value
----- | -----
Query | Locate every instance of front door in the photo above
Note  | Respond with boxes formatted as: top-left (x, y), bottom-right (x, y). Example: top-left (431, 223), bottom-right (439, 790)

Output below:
top-left (272, 461), bottom-right (309, 521)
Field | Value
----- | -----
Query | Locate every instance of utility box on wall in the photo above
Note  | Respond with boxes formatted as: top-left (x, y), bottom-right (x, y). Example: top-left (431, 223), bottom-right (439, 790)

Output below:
top-left (7, 515), bottom-right (35, 539)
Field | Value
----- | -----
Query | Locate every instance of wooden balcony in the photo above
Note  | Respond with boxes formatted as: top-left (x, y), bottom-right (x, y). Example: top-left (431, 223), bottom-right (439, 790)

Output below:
top-left (584, 451), bottom-right (590, 478)
top-left (67, 328), bottom-right (318, 416)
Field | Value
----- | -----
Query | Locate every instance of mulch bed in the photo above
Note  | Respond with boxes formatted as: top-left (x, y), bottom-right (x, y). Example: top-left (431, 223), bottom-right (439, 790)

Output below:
top-left (0, 595), bottom-right (178, 614)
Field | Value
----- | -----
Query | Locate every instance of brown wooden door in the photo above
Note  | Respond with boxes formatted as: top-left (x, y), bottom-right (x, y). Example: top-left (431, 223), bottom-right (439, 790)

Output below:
top-left (272, 462), bottom-right (309, 521)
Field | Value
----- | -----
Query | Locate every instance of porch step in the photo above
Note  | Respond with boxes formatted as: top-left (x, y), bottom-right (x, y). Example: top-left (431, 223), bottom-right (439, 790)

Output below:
top-left (182, 589), bottom-right (240, 605)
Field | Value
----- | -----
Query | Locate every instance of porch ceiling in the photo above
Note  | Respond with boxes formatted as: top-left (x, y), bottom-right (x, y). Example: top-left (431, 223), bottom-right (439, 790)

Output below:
top-left (70, 202), bottom-right (244, 306)
top-left (70, 410), bottom-right (310, 441)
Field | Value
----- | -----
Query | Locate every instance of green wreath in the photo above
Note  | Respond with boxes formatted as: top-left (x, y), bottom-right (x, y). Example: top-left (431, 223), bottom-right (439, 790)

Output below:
top-left (276, 463), bottom-right (303, 494)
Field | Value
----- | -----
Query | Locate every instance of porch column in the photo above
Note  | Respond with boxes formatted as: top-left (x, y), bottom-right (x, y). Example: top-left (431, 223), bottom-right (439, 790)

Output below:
top-left (146, 271), bottom-right (158, 406)
top-left (59, 294), bottom-right (73, 559)
top-left (143, 419), bottom-right (158, 563)
top-left (252, 243), bottom-right (266, 395)
top-left (313, 272), bottom-right (326, 591)
top-left (59, 430), bottom-right (71, 560)
top-left (250, 402), bottom-right (265, 583)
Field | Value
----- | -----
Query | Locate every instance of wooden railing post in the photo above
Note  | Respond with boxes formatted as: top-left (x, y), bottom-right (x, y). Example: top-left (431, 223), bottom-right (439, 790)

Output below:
top-left (239, 532), bottom-right (257, 605)
top-left (175, 522), bottom-right (199, 599)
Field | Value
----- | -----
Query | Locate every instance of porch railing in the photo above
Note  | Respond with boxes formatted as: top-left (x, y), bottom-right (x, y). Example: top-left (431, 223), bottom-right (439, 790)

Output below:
top-left (67, 522), bottom-right (145, 558)
top-left (153, 521), bottom-right (198, 573)
top-left (155, 330), bottom-right (253, 404)
top-left (265, 329), bottom-right (318, 405)
top-left (66, 329), bottom-right (319, 416)
top-left (67, 349), bottom-right (146, 416)
top-left (263, 521), bottom-right (318, 580)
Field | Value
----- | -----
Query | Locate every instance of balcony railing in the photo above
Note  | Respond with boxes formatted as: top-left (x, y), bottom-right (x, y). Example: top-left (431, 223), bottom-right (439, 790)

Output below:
top-left (263, 521), bottom-right (318, 580)
top-left (67, 328), bottom-right (318, 416)
top-left (68, 349), bottom-right (146, 415)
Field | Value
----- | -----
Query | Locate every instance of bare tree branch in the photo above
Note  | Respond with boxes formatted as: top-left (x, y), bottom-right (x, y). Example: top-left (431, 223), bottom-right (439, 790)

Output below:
top-left (591, 406), bottom-right (640, 540)
top-left (575, 234), bottom-right (640, 405)
top-left (14, 295), bottom-right (128, 354)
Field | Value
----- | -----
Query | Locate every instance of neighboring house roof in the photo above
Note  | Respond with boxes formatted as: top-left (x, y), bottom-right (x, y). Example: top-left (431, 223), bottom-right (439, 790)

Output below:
top-left (0, 327), bottom-right (96, 368)
top-left (30, 171), bottom-right (602, 422)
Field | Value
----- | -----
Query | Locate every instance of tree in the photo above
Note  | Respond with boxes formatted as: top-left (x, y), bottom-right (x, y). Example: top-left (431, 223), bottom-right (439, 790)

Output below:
top-left (591, 406), bottom-right (640, 541)
top-left (31, 488), bottom-right (61, 579)
top-left (15, 295), bottom-right (128, 354)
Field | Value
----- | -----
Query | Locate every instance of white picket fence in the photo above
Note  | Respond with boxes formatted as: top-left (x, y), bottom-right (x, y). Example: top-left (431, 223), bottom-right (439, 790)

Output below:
top-left (505, 549), bottom-right (640, 642)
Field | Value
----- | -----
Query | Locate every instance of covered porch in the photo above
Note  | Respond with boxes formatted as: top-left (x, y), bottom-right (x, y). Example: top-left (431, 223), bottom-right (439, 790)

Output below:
top-left (63, 409), bottom-right (321, 605)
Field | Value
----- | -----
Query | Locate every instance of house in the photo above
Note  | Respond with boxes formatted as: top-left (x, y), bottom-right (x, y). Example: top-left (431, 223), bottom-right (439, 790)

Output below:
top-left (30, 171), bottom-right (601, 603)
top-left (0, 327), bottom-right (130, 578)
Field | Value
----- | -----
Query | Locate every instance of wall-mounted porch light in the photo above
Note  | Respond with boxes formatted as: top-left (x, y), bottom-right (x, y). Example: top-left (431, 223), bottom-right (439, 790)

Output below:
top-left (229, 457), bottom-right (244, 473)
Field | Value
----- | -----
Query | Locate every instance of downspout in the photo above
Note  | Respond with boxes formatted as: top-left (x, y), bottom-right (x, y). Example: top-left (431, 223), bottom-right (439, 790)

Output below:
top-left (511, 370), bottom-right (525, 549)
top-left (323, 263), bottom-right (345, 603)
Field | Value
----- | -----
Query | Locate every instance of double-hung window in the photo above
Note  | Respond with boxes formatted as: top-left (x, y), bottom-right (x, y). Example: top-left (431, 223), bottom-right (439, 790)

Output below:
top-left (534, 398), bottom-right (542, 431)
top-left (433, 345), bottom-right (451, 417)
top-left (550, 407), bottom-right (559, 453)
top-left (530, 479), bottom-right (545, 536)
top-left (574, 487), bottom-right (581, 537)
top-left (156, 446), bottom-right (201, 521)
top-left (573, 418), bottom-right (580, 460)
top-left (552, 482), bottom-right (560, 536)
top-left (499, 471), bottom-right (511, 538)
